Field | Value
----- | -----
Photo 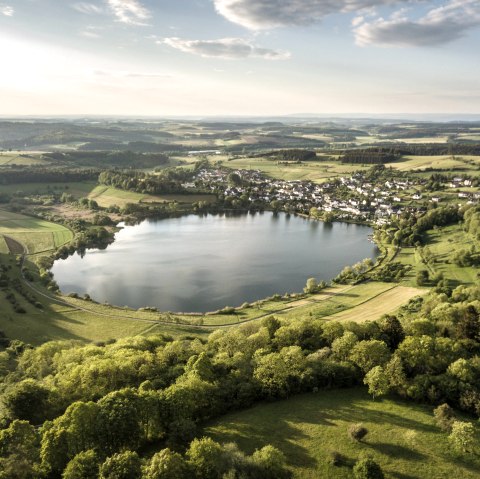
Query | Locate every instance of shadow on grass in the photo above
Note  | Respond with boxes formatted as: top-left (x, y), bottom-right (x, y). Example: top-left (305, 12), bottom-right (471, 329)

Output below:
top-left (206, 418), bottom-right (317, 468)
top-left (367, 441), bottom-right (426, 461)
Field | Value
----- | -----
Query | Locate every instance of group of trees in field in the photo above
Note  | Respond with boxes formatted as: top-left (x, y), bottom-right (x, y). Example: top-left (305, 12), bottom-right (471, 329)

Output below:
top-left (377, 204), bottom-right (463, 247)
top-left (0, 168), bottom-right (98, 185)
top-left (264, 149), bottom-right (317, 162)
top-left (44, 151), bottom-right (170, 169)
top-left (340, 148), bottom-right (401, 164)
top-left (0, 276), bottom-right (479, 477)
top-left (98, 168), bottom-right (192, 195)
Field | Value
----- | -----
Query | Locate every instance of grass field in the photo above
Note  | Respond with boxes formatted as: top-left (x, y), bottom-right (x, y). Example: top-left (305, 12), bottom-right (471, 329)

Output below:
top-left (0, 181), bottom-right (98, 198)
top-left (0, 209), bottom-right (73, 254)
top-left (385, 155), bottom-right (480, 173)
top-left (394, 224), bottom-right (479, 288)
top-left (0, 152), bottom-right (48, 166)
top-left (88, 185), bottom-right (216, 208)
top-left (205, 388), bottom-right (480, 479)
top-left (223, 157), bottom-right (368, 183)
top-left (326, 285), bottom-right (425, 322)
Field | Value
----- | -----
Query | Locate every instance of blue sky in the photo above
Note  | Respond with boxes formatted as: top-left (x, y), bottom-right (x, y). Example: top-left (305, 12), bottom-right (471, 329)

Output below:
top-left (0, 0), bottom-right (479, 116)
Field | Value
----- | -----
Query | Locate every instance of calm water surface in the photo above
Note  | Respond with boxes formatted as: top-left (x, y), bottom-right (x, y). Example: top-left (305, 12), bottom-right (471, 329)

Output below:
top-left (51, 212), bottom-right (378, 312)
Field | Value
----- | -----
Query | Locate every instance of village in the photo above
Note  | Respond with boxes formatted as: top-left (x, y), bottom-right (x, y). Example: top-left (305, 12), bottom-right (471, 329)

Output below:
top-left (189, 166), bottom-right (480, 225)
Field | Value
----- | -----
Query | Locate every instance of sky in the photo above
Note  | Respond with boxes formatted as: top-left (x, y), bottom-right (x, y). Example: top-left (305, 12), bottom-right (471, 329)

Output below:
top-left (0, 0), bottom-right (479, 116)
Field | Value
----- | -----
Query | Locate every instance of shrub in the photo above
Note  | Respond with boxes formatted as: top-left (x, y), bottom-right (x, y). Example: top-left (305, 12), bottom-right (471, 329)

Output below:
top-left (348, 424), bottom-right (368, 442)
top-left (353, 458), bottom-right (384, 479)
top-left (448, 421), bottom-right (476, 453)
top-left (433, 403), bottom-right (455, 432)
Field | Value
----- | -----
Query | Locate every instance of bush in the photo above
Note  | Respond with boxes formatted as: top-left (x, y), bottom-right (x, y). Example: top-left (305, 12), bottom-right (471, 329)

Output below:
top-left (353, 458), bottom-right (384, 479)
top-left (433, 403), bottom-right (455, 432)
top-left (348, 424), bottom-right (368, 442)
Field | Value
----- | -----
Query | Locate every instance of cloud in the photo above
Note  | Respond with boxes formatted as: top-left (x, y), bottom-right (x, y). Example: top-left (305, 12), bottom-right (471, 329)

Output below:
top-left (213, 0), bottom-right (404, 30)
top-left (354, 0), bottom-right (480, 46)
top-left (72, 2), bottom-right (104, 14)
top-left (106, 0), bottom-right (150, 25)
top-left (162, 37), bottom-right (290, 59)
top-left (0, 4), bottom-right (13, 16)
top-left (81, 26), bottom-right (103, 38)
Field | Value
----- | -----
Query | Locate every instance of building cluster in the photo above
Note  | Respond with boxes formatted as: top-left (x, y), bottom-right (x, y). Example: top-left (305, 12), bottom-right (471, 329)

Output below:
top-left (191, 168), bottom-right (479, 224)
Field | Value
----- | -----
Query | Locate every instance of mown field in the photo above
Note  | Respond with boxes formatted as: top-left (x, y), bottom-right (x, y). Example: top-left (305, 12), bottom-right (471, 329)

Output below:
top-left (223, 157), bottom-right (368, 183)
top-left (385, 155), bottom-right (480, 174)
top-left (0, 209), bottom-right (73, 253)
top-left (205, 388), bottom-right (480, 479)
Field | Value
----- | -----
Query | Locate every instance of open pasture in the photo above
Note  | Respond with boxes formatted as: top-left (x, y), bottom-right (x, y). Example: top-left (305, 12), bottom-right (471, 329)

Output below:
top-left (205, 388), bottom-right (480, 479)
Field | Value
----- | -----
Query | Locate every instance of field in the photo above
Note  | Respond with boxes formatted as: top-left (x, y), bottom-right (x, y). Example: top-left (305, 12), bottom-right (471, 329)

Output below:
top-left (205, 388), bottom-right (480, 479)
top-left (0, 209), bottom-right (73, 253)
top-left (0, 181), bottom-right (98, 198)
top-left (385, 155), bottom-right (480, 174)
top-left (326, 285), bottom-right (424, 322)
top-left (88, 185), bottom-right (216, 208)
top-left (223, 157), bottom-right (368, 183)
top-left (394, 223), bottom-right (479, 288)
top-left (0, 152), bottom-right (48, 166)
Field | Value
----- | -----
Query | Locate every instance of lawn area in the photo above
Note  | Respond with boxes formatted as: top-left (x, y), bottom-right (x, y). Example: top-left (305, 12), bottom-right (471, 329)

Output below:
top-left (205, 388), bottom-right (480, 479)
top-left (0, 209), bottom-right (73, 253)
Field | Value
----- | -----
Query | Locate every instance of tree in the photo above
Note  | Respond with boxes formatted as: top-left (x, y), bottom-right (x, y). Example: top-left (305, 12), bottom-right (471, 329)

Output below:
top-left (332, 332), bottom-right (358, 360)
top-left (304, 277), bottom-right (319, 294)
top-left (448, 421), bottom-right (476, 453)
top-left (416, 270), bottom-right (429, 286)
top-left (433, 403), bottom-right (455, 432)
top-left (144, 448), bottom-right (190, 479)
top-left (353, 458), bottom-right (384, 479)
top-left (348, 424), bottom-right (368, 442)
top-left (63, 450), bottom-right (99, 479)
top-left (378, 315), bottom-right (405, 350)
top-left (99, 451), bottom-right (141, 479)
top-left (227, 172), bottom-right (242, 187)
top-left (251, 445), bottom-right (290, 479)
top-left (3, 379), bottom-right (51, 424)
top-left (0, 420), bottom-right (40, 479)
top-left (364, 366), bottom-right (390, 400)
top-left (349, 340), bottom-right (390, 373)
top-left (97, 389), bottom-right (142, 454)
top-left (186, 437), bottom-right (226, 479)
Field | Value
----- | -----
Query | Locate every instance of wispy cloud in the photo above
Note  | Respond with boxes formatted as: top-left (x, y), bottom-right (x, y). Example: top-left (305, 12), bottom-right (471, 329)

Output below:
top-left (0, 4), bottom-right (14, 16)
top-left (162, 37), bottom-right (290, 60)
top-left (354, 0), bottom-right (480, 46)
top-left (213, 0), bottom-right (404, 30)
top-left (80, 25), bottom-right (103, 39)
top-left (72, 2), bottom-right (104, 14)
top-left (107, 0), bottom-right (150, 25)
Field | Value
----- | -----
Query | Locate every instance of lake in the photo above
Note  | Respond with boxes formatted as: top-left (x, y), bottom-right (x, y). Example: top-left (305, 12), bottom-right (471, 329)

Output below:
top-left (51, 212), bottom-right (379, 312)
